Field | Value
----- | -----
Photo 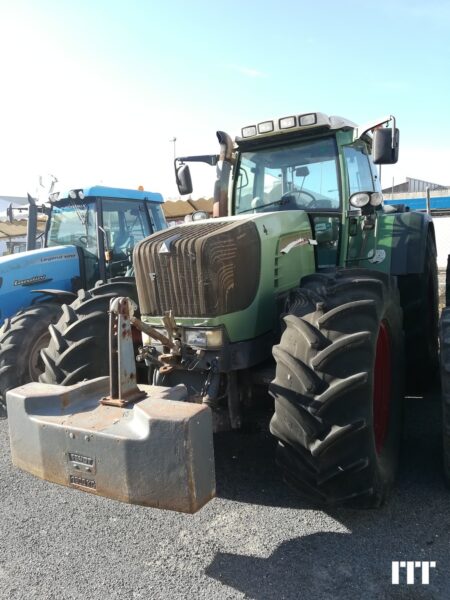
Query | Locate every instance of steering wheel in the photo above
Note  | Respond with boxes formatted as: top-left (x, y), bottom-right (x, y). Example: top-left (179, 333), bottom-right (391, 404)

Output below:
top-left (77, 235), bottom-right (88, 245)
top-left (282, 190), bottom-right (317, 207)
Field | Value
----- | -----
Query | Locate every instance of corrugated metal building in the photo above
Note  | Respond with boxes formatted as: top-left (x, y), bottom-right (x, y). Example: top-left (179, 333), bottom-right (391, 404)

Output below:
top-left (382, 177), bottom-right (447, 194)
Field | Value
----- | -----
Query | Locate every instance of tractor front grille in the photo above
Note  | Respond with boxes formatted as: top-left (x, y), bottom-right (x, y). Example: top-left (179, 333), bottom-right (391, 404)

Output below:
top-left (133, 219), bottom-right (261, 318)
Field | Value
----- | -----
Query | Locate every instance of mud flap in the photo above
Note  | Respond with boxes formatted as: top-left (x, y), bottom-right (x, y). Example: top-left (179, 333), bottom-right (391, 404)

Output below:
top-left (7, 377), bottom-right (215, 513)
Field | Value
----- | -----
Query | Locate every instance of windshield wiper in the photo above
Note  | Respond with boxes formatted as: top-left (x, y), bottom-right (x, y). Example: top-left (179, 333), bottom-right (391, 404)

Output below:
top-left (68, 198), bottom-right (88, 226)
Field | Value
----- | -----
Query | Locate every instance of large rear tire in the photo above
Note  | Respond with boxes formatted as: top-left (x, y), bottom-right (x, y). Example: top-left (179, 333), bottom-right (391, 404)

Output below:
top-left (441, 308), bottom-right (450, 485)
top-left (0, 302), bottom-right (62, 416)
top-left (269, 269), bottom-right (404, 508)
top-left (39, 278), bottom-right (138, 385)
top-left (398, 233), bottom-right (439, 392)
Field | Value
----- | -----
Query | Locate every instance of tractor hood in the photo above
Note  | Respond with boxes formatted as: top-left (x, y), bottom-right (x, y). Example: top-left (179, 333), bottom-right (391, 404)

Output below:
top-left (0, 245), bottom-right (81, 324)
top-left (134, 211), bottom-right (316, 342)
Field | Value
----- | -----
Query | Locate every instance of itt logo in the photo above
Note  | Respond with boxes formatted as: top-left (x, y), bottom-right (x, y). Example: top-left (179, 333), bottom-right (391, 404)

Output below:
top-left (392, 561), bottom-right (436, 585)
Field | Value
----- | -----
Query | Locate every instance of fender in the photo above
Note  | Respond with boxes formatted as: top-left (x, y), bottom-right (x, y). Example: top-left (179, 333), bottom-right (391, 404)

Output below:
top-left (387, 211), bottom-right (436, 275)
top-left (0, 245), bottom-right (81, 324)
top-left (30, 289), bottom-right (79, 304)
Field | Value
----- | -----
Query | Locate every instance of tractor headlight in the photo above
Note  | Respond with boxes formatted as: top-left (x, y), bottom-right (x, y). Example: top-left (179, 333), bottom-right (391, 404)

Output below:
top-left (350, 192), bottom-right (384, 209)
top-left (350, 192), bottom-right (370, 208)
top-left (370, 192), bottom-right (383, 206)
top-left (299, 113), bottom-right (317, 126)
top-left (257, 120), bottom-right (274, 134)
top-left (141, 325), bottom-right (224, 349)
top-left (279, 116), bottom-right (296, 129)
top-left (241, 125), bottom-right (257, 138)
top-left (184, 328), bottom-right (223, 349)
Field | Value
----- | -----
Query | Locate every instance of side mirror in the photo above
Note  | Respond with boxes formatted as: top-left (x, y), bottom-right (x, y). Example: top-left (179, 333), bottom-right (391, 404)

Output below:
top-left (295, 166), bottom-right (310, 177)
top-left (175, 163), bottom-right (193, 195)
top-left (373, 127), bottom-right (399, 164)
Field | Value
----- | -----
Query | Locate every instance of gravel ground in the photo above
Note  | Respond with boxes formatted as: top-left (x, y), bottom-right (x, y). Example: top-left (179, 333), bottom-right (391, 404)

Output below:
top-left (1, 390), bottom-right (449, 600)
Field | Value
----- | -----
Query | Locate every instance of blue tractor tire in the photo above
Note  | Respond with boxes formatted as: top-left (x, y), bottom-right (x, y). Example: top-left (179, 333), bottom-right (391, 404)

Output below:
top-left (39, 278), bottom-right (138, 386)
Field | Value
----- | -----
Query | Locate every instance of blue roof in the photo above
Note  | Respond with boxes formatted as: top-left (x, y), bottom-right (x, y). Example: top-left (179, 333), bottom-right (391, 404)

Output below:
top-left (57, 185), bottom-right (164, 203)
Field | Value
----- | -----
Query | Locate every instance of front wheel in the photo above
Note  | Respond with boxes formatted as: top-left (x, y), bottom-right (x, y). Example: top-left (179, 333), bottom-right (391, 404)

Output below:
top-left (269, 269), bottom-right (405, 508)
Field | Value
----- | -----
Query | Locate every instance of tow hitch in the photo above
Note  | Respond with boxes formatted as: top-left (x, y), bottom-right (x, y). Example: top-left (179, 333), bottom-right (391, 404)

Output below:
top-left (7, 297), bottom-right (215, 513)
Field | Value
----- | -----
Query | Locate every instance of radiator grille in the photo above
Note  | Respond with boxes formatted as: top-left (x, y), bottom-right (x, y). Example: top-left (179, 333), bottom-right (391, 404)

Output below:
top-left (134, 220), bottom-right (261, 317)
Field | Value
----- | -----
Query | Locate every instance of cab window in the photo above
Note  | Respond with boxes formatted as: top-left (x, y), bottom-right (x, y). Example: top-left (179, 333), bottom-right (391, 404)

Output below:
top-left (344, 142), bottom-right (376, 194)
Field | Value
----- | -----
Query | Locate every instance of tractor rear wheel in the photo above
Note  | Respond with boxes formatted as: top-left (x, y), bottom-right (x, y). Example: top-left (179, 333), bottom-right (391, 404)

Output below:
top-left (441, 308), bottom-right (450, 485)
top-left (39, 278), bottom-right (138, 386)
top-left (269, 269), bottom-right (404, 508)
top-left (398, 233), bottom-right (439, 393)
top-left (0, 302), bottom-right (62, 416)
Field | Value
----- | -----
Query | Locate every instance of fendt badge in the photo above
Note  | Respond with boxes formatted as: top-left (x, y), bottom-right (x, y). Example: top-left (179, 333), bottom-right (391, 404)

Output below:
top-left (68, 452), bottom-right (94, 466)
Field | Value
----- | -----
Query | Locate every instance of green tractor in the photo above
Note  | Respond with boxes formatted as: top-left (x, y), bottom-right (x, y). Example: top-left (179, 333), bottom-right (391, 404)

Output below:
top-left (20, 112), bottom-right (438, 509)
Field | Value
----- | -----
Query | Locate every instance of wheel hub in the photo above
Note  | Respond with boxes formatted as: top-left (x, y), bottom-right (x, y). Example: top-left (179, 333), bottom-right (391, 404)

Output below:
top-left (28, 332), bottom-right (51, 380)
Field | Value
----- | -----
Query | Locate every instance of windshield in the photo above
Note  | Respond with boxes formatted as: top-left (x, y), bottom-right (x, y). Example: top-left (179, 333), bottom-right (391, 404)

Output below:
top-left (47, 201), bottom-right (98, 252)
top-left (234, 136), bottom-right (340, 214)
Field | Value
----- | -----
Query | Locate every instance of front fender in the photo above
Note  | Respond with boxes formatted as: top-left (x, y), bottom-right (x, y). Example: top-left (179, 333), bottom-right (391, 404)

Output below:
top-left (379, 211), bottom-right (435, 275)
top-left (0, 246), bottom-right (80, 324)
top-left (30, 289), bottom-right (78, 304)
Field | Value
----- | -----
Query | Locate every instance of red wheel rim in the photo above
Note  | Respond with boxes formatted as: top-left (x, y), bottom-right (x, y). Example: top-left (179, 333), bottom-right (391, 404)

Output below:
top-left (373, 321), bottom-right (391, 454)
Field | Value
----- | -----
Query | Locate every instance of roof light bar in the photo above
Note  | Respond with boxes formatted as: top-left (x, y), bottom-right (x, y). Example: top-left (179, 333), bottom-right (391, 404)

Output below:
top-left (238, 112), bottom-right (340, 141)
top-left (68, 189), bottom-right (85, 200)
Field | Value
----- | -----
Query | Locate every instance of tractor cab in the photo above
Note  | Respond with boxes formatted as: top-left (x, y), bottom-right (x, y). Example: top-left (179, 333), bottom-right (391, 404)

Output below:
top-left (0, 185), bottom-right (166, 327)
top-left (175, 112), bottom-right (398, 271)
top-left (46, 186), bottom-right (166, 287)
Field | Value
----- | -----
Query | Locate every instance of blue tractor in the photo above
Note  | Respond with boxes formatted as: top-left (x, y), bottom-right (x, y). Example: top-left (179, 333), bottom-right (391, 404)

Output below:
top-left (0, 185), bottom-right (167, 413)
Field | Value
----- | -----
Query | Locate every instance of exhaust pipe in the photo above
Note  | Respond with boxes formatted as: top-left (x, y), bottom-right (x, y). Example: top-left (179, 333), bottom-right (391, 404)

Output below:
top-left (213, 131), bottom-right (234, 218)
top-left (26, 194), bottom-right (38, 251)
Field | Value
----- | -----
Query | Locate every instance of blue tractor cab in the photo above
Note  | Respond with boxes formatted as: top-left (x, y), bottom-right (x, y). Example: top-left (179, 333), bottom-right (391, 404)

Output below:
top-left (0, 185), bottom-right (166, 324)
top-left (0, 185), bottom-right (167, 412)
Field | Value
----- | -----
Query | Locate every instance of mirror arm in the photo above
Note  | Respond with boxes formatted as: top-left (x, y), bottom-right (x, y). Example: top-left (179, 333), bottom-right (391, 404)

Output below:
top-left (175, 155), bottom-right (219, 166)
top-left (356, 115), bottom-right (395, 140)
top-left (389, 115), bottom-right (397, 148)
